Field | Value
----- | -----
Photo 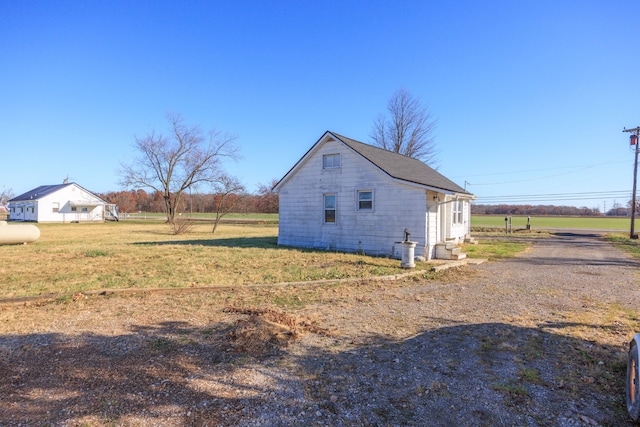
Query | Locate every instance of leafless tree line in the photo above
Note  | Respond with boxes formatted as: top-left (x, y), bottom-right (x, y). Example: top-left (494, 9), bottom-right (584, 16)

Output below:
top-left (100, 183), bottom-right (278, 216)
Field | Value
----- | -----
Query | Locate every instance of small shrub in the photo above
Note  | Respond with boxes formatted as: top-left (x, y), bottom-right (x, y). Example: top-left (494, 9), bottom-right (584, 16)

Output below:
top-left (171, 217), bottom-right (193, 235)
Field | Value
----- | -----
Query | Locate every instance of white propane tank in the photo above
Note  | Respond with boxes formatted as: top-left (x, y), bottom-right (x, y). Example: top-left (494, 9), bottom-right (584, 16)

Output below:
top-left (0, 221), bottom-right (40, 245)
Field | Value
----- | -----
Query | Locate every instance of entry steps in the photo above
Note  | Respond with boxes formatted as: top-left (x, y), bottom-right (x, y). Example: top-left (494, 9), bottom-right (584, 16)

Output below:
top-left (435, 242), bottom-right (467, 260)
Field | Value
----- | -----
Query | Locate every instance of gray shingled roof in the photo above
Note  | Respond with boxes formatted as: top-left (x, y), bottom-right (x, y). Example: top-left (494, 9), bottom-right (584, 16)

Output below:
top-left (10, 183), bottom-right (73, 202)
top-left (9, 183), bottom-right (106, 203)
top-left (331, 132), bottom-right (471, 195)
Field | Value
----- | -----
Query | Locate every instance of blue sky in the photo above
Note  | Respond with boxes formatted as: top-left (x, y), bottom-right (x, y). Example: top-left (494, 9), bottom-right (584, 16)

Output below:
top-left (1, 0), bottom-right (639, 210)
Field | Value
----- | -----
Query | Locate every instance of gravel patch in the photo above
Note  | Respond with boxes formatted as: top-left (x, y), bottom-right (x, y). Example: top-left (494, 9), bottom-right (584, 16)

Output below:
top-left (0, 231), bottom-right (638, 426)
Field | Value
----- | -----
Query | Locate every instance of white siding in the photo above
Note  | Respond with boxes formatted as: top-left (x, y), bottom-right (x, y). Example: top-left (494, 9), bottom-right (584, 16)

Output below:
top-left (278, 139), bottom-right (429, 257)
top-left (442, 197), bottom-right (469, 243)
top-left (463, 200), bottom-right (471, 236)
top-left (425, 190), bottom-right (439, 260)
top-left (9, 202), bottom-right (37, 222)
top-left (10, 184), bottom-right (105, 223)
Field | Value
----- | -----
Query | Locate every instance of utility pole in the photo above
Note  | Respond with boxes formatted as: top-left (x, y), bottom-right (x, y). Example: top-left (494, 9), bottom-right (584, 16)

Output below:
top-left (623, 126), bottom-right (640, 239)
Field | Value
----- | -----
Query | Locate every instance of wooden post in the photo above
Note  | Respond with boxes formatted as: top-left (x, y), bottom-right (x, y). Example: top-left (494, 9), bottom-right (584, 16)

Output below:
top-left (624, 127), bottom-right (640, 239)
top-left (633, 141), bottom-right (639, 239)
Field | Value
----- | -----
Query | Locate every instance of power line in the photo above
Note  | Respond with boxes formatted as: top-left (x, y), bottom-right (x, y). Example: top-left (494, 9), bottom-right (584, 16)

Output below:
top-left (480, 190), bottom-right (631, 199)
top-left (452, 160), bottom-right (628, 181)
top-left (466, 169), bottom-right (590, 186)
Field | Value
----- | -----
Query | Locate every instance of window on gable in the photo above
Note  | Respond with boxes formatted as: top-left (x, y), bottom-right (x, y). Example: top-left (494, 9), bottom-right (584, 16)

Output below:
top-left (357, 190), bottom-right (373, 211)
top-left (323, 154), bottom-right (341, 169)
top-left (52, 202), bottom-right (59, 213)
top-left (324, 194), bottom-right (336, 223)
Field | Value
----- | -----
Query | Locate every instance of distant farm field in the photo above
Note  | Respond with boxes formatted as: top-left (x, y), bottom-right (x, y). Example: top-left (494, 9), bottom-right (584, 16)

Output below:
top-left (471, 215), bottom-right (630, 230)
top-left (0, 221), bottom-right (404, 300)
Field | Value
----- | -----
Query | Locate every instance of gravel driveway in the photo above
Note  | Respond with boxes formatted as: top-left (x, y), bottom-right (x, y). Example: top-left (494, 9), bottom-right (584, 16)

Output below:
top-left (278, 231), bottom-right (640, 427)
top-left (1, 231), bottom-right (639, 426)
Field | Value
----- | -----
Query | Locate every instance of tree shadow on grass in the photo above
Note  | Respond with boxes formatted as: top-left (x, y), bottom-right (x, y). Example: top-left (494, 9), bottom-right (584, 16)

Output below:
top-left (134, 236), bottom-right (280, 249)
top-left (133, 238), bottom-right (391, 264)
top-left (0, 319), bottom-right (633, 426)
top-left (0, 319), bottom-right (295, 426)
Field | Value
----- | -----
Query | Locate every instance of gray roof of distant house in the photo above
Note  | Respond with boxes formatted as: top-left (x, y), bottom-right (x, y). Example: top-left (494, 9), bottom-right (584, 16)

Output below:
top-left (10, 184), bottom-right (72, 201)
top-left (9, 183), bottom-right (105, 202)
top-left (330, 132), bottom-right (471, 195)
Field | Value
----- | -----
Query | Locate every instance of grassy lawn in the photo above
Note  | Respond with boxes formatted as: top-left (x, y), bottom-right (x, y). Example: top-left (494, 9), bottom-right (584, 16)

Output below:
top-left (0, 221), bottom-right (407, 300)
top-left (472, 215), bottom-right (630, 230)
top-left (606, 232), bottom-right (640, 258)
top-left (463, 239), bottom-right (529, 260)
top-left (0, 219), bottom-right (537, 300)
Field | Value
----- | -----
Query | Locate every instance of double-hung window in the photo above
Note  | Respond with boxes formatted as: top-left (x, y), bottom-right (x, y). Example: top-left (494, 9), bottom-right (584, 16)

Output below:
top-left (452, 200), bottom-right (463, 225)
top-left (357, 190), bottom-right (373, 211)
top-left (324, 194), bottom-right (336, 223)
top-left (323, 154), bottom-right (341, 169)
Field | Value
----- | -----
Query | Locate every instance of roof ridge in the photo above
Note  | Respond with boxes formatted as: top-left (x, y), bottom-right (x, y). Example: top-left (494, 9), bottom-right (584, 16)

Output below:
top-left (330, 132), bottom-right (470, 195)
top-left (8, 182), bottom-right (103, 202)
top-left (330, 131), bottom-right (419, 161)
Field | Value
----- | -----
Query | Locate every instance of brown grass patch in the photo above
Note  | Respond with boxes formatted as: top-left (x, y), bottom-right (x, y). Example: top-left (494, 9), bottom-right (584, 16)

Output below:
top-left (0, 221), bottom-right (406, 299)
top-left (223, 307), bottom-right (333, 357)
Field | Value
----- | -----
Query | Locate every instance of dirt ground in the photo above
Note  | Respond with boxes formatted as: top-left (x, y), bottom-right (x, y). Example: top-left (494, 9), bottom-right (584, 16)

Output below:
top-left (1, 231), bottom-right (639, 426)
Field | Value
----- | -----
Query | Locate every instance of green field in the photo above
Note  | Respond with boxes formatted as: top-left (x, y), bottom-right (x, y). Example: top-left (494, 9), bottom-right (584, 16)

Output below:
top-left (471, 215), bottom-right (631, 230)
top-left (119, 213), bottom-right (629, 230)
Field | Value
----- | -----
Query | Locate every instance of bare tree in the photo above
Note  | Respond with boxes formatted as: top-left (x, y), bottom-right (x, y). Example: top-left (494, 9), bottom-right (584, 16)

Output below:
top-left (256, 179), bottom-right (280, 213)
top-left (211, 175), bottom-right (246, 234)
top-left (370, 88), bottom-right (438, 165)
top-left (0, 186), bottom-right (14, 206)
top-left (119, 113), bottom-right (239, 224)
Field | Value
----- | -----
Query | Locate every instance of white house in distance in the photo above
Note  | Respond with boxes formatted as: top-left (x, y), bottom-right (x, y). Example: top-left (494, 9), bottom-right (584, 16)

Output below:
top-left (273, 131), bottom-right (476, 260)
top-left (8, 182), bottom-right (118, 223)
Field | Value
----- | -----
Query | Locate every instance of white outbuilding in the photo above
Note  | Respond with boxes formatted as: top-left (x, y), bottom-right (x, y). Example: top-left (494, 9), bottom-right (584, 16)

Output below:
top-left (273, 131), bottom-right (476, 260)
top-left (8, 182), bottom-right (118, 223)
